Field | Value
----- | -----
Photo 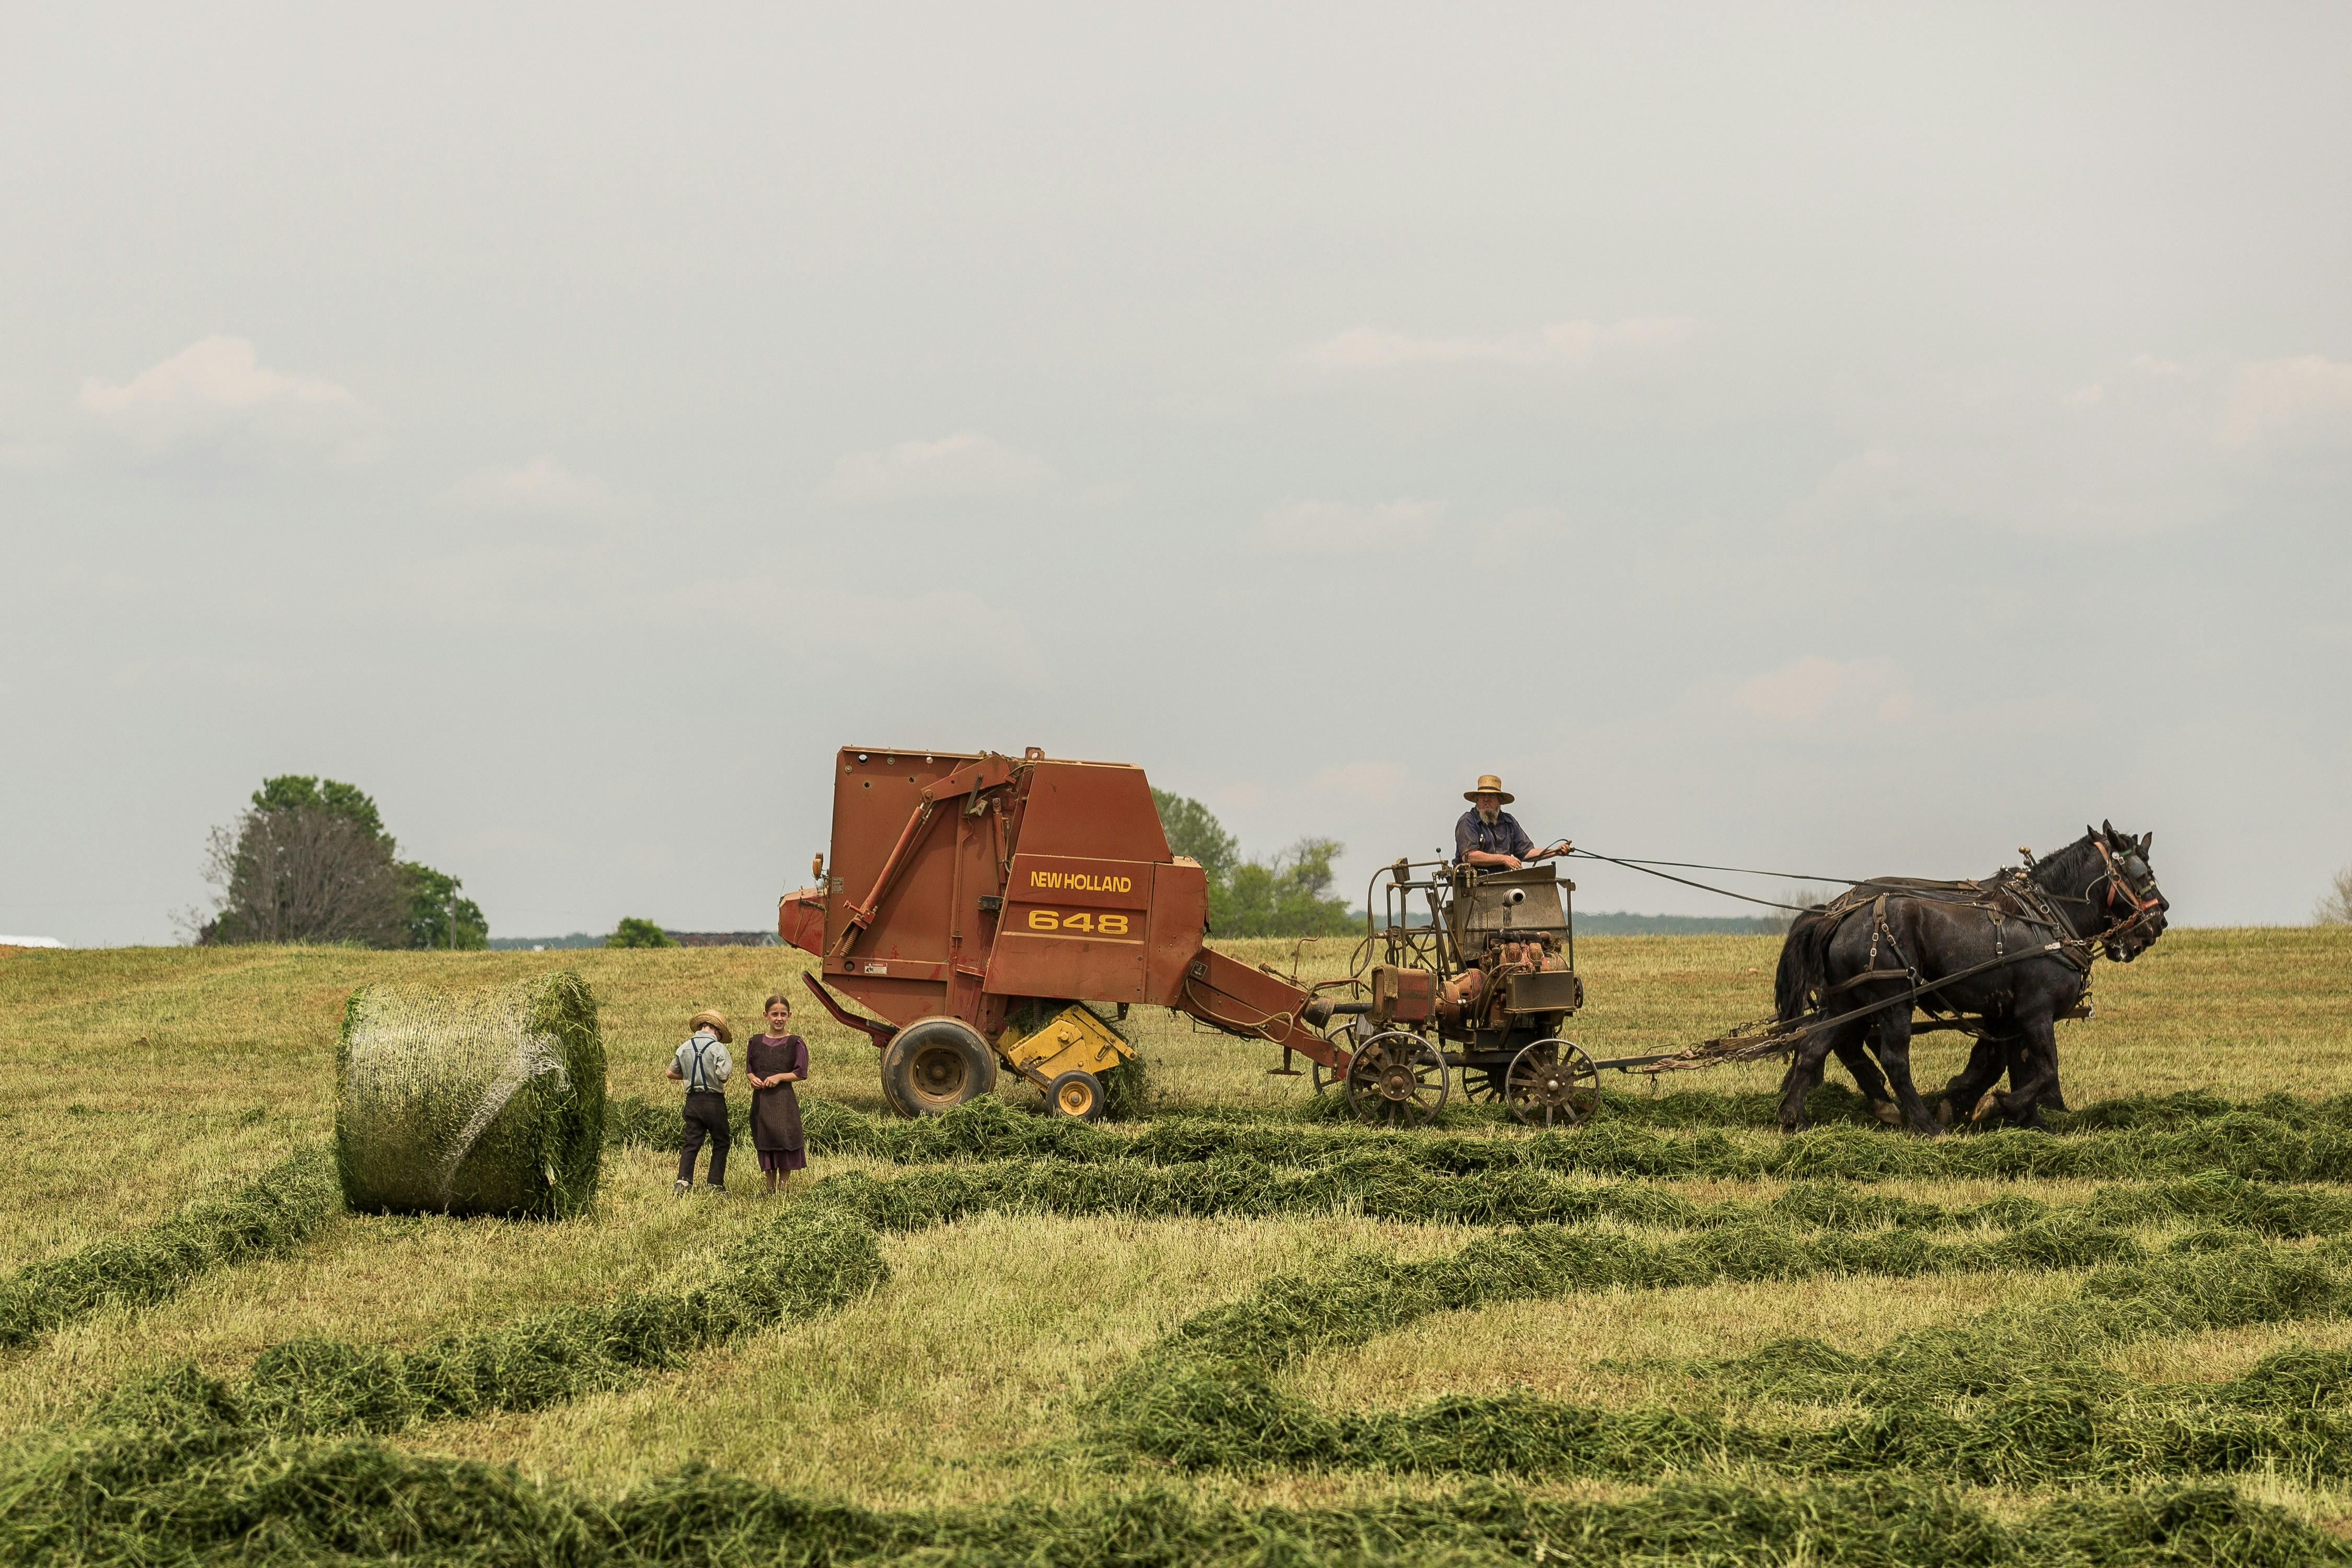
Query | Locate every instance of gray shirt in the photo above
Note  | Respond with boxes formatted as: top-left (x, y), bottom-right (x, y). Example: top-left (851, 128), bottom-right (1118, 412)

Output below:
top-left (673, 1029), bottom-right (733, 1094)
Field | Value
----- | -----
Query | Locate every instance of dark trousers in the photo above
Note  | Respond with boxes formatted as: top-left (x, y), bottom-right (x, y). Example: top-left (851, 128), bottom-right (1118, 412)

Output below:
top-left (678, 1092), bottom-right (730, 1187)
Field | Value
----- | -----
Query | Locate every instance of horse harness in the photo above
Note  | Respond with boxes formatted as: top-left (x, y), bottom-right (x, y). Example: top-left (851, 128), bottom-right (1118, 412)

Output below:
top-left (1633, 843), bottom-right (2159, 1074)
top-left (1801, 865), bottom-right (2113, 1039)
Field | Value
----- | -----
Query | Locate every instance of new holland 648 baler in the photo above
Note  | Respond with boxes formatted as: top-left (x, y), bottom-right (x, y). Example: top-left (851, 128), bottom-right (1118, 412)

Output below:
top-left (779, 744), bottom-right (1600, 1125)
top-left (777, 746), bottom-right (1348, 1121)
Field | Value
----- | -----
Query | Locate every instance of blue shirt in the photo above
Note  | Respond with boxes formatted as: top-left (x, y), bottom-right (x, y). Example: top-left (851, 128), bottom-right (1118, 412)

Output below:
top-left (1456, 809), bottom-right (1535, 863)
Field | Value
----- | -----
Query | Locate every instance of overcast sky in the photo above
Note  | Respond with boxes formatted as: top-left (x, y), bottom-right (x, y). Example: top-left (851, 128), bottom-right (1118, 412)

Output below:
top-left (4, 3), bottom-right (2348, 945)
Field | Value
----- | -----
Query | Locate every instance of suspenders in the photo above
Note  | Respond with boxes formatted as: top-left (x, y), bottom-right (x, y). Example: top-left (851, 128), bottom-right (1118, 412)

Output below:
top-left (685, 1034), bottom-right (719, 1093)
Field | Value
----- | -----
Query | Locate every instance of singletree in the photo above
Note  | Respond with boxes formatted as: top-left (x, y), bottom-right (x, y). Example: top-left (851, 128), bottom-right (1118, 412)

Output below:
top-left (607, 917), bottom-right (678, 948)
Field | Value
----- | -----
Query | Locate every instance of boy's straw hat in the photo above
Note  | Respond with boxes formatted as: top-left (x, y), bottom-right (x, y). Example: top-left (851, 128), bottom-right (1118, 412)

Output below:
top-left (689, 1009), bottom-right (733, 1044)
top-left (1463, 774), bottom-right (1514, 804)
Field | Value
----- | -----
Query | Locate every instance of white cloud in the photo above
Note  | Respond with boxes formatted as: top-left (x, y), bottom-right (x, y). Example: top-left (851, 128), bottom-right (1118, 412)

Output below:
top-left (1260, 498), bottom-right (1565, 556)
top-left (805, 585), bottom-right (1048, 685)
top-left (1731, 656), bottom-right (1916, 726)
top-left (444, 457), bottom-right (621, 518)
top-left (1794, 447), bottom-right (1905, 519)
top-left (1794, 349), bottom-right (2352, 535)
top-left (2219, 355), bottom-right (2352, 448)
top-left (1288, 316), bottom-right (1697, 373)
top-left (1298, 760), bottom-right (1414, 808)
top-left (0, 440), bottom-right (63, 472)
top-left (1261, 497), bottom-right (1445, 553)
top-left (76, 336), bottom-right (376, 462)
top-left (817, 430), bottom-right (1057, 502)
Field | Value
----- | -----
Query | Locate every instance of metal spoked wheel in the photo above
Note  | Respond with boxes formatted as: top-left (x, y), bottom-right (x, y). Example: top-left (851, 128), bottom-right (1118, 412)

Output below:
top-left (1345, 1030), bottom-right (1449, 1127)
top-left (1311, 1023), bottom-right (1353, 1097)
top-left (1504, 1039), bottom-right (1600, 1128)
top-left (1462, 1066), bottom-right (1511, 1105)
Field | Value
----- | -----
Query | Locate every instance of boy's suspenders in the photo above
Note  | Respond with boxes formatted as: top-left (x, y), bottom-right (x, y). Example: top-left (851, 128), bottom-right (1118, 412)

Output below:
top-left (686, 1035), bottom-right (717, 1094)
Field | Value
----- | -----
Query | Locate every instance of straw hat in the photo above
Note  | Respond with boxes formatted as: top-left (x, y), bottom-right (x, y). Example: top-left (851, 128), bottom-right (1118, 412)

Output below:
top-left (1462, 774), bottom-right (1514, 805)
top-left (688, 1009), bottom-right (733, 1044)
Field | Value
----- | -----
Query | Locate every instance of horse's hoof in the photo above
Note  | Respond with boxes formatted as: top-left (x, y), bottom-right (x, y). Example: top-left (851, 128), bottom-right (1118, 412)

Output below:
top-left (1970, 1090), bottom-right (2001, 1124)
top-left (1870, 1099), bottom-right (1904, 1128)
top-left (1912, 1121), bottom-right (1946, 1140)
top-left (1779, 1118), bottom-right (1809, 1137)
top-left (1935, 1097), bottom-right (1955, 1127)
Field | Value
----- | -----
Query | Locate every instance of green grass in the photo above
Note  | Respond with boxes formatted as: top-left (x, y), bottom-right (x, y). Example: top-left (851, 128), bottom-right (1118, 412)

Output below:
top-left (3, 928), bottom-right (2352, 1560)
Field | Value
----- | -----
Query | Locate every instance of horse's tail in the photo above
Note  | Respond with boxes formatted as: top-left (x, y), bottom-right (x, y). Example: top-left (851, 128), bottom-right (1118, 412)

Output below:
top-left (1774, 905), bottom-right (1831, 1023)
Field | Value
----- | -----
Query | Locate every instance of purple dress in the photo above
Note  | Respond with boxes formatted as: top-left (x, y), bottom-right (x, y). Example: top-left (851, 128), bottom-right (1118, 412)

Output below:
top-left (746, 1032), bottom-right (809, 1173)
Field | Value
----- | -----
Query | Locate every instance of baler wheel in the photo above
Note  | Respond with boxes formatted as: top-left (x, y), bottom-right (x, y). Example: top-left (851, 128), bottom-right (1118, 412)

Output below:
top-left (881, 1017), bottom-right (998, 1117)
top-left (1047, 1068), bottom-right (1106, 1122)
top-left (1344, 1031), bottom-right (1447, 1128)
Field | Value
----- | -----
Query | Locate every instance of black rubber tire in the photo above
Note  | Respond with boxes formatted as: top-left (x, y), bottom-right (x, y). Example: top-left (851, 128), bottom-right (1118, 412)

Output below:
top-left (880, 1016), bottom-right (997, 1117)
top-left (877, 1048), bottom-right (912, 1117)
top-left (1046, 1068), bottom-right (1106, 1122)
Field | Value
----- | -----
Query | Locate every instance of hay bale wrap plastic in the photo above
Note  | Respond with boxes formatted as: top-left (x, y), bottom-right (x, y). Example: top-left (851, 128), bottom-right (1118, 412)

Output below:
top-left (336, 973), bottom-right (606, 1217)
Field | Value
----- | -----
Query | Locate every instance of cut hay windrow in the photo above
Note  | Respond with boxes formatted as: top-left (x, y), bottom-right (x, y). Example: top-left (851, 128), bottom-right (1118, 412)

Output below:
top-left (814, 1156), bottom-right (2352, 1243)
top-left (1477, 1085), bottom-right (2352, 1136)
top-left (338, 972), bottom-right (605, 1219)
top-left (698, 1093), bottom-right (2352, 1185)
top-left (1127, 1352), bottom-right (2352, 1485)
top-left (82, 1150), bottom-right (2213, 1444)
top-left (1088, 1234), bottom-right (2352, 1481)
top-left (4, 1402), bottom-right (2342, 1568)
top-left (0, 1150), bottom-right (337, 1352)
top-left (112, 1200), bottom-right (885, 1436)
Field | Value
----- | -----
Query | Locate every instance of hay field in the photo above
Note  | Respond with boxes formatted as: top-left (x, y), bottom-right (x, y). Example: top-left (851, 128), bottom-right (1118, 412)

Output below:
top-left (4, 927), bottom-right (2352, 1564)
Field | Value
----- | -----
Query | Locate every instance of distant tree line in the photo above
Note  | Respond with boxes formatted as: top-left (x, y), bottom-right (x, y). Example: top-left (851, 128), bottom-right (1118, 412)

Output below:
top-left (1151, 789), bottom-right (1358, 938)
top-left (194, 776), bottom-right (486, 948)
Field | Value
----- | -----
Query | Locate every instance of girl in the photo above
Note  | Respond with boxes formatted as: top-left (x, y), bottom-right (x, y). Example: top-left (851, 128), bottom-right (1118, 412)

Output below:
top-left (744, 993), bottom-right (809, 1192)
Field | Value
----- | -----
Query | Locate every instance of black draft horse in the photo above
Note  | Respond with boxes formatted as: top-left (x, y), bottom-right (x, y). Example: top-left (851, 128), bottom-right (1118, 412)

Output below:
top-left (1772, 823), bottom-right (2168, 1135)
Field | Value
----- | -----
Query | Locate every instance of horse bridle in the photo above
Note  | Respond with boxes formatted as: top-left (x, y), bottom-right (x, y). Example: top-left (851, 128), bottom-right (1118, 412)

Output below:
top-left (2087, 838), bottom-right (2166, 954)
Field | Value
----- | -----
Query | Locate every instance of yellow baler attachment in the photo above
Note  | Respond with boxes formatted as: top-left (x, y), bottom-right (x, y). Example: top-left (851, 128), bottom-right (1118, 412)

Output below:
top-left (997, 1004), bottom-right (1133, 1088)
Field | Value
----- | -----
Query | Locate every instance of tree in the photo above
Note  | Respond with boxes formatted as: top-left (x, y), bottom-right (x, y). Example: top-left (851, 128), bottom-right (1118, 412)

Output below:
top-left (1215, 836), bottom-right (1360, 938)
top-left (252, 775), bottom-right (388, 841)
top-left (607, 917), bottom-right (677, 948)
top-left (400, 862), bottom-right (489, 950)
top-left (199, 778), bottom-right (406, 946)
top-left (1775, 884), bottom-right (1840, 933)
top-left (194, 775), bottom-right (489, 948)
top-left (1152, 790), bottom-right (1359, 937)
top-left (1150, 789), bottom-right (1240, 883)
top-left (2319, 865), bottom-right (2352, 927)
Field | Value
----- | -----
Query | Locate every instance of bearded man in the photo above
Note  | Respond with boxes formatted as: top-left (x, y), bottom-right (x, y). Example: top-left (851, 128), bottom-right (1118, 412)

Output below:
top-left (1455, 775), bottom-right (1570, 871)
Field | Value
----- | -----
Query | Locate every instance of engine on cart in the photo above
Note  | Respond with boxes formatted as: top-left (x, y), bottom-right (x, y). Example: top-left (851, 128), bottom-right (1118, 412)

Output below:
top-left (1338, 863), bottom-right (1599, 1127)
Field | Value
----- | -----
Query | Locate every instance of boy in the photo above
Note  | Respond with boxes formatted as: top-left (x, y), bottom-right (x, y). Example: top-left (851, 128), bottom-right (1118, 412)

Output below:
top-left (666, 1009), bottom-right (734, 1194)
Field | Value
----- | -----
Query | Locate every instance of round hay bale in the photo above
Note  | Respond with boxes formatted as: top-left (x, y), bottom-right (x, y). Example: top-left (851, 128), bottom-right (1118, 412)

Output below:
top-left (336, 972), bottom-right (606, 1218)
